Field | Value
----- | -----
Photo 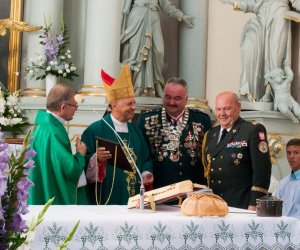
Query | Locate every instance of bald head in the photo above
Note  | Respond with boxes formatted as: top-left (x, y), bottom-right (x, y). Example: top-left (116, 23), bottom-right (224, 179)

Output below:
top-left (47, 83), bottom-right (77, 112)
top-left (215, 91), bottom-right (241, 129)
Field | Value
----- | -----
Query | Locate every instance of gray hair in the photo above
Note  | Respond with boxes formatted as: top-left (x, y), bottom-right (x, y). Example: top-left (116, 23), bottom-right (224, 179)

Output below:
top-left (46, 83), bottom-right (77, 112)
top-left (166, 77), bottom-right (188, 92)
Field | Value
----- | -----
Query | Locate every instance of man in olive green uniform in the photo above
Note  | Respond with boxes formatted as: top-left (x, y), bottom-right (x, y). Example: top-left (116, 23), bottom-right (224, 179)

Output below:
top-left (203, 91), bottom-right (271, 210)
top-left (137, 78), bottom-right (211, 188)
top-left (81, 65), bottom-right (153, 205)
top-left (29, 83), bottom-right (88, 205)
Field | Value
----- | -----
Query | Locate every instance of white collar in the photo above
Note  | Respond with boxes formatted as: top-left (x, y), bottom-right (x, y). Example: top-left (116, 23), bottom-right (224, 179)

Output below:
top-left (47, 110), bottom-right (66, 124)
top-left (110, 114), bottom-right (128, 132)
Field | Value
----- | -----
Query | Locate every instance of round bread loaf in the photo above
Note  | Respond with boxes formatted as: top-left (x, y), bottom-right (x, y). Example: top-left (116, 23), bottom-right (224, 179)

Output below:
top-left (181, 192), bottom-right (228, 216)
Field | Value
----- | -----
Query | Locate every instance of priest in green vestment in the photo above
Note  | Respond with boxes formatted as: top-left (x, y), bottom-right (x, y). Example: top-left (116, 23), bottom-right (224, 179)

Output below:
top-left (81, 65), bottom-right (153, 205)
top-left (29, 83), bottom-right (88, 205)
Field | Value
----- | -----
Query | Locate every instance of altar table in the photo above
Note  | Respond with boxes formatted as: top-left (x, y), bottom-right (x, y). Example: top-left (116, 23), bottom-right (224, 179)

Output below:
top-left (25, 205), bottom-right (300, 249)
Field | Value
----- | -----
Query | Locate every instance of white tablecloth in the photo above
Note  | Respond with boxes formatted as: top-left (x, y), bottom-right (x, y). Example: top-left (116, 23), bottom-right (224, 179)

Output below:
top-left (25, 205), bottom-right (300, 249)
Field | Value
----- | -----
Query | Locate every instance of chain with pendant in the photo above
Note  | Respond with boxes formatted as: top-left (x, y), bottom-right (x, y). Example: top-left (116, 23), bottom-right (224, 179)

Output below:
top-left (160, 108), bottom-right (189, 162)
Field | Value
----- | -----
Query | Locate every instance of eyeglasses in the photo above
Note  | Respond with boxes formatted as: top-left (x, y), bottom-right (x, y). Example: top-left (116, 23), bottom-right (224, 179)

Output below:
top-left (65, 103), bottom-right (78, 108)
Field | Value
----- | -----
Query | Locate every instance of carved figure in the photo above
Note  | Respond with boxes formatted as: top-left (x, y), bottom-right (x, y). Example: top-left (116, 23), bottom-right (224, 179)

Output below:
top-left (0, 18), bottom-right (42, 36)
top-left (220, 0), bottom-right (300, 102)
top-left (120, 0), bottom-right (193, 97)
top-left (265, 60), bottom-right (300, 123)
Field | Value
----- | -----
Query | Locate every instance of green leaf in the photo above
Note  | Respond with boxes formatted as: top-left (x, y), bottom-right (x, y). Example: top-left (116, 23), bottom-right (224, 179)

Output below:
top-left (58, 220), bottom-right (80, 250)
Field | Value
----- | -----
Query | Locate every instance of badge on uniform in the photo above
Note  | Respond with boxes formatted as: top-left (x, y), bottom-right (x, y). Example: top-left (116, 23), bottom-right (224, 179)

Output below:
top-left (227, 140), bottom-right (247, 148)
top-left (258, 141), bottom-right (268, 153)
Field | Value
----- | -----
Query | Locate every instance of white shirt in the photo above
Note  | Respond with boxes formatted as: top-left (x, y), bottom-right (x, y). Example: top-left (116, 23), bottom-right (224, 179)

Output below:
top-left (47, 110), bottom-right (66, 125)
top-left (110, 114), bottom-right (128, 132)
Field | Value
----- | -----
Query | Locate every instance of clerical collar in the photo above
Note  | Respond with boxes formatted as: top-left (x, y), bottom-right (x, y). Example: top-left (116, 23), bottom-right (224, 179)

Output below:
top-left (47, 110), bottom-right (66, 124)
top-left (110, 114), bottom-right (128, 132)
top-left (290, 169), bottom-right (300, 181)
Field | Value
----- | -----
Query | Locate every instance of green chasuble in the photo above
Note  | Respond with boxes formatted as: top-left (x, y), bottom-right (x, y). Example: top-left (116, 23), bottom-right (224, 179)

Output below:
top-left (29, 110), bottom-right (88, 205)
top-left (81, 113), bottom-right (153, 205)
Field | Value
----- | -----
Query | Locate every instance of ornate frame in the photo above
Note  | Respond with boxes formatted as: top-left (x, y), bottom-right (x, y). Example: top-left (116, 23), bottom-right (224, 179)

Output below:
top-left (7, 0), bottom-right (23, 91)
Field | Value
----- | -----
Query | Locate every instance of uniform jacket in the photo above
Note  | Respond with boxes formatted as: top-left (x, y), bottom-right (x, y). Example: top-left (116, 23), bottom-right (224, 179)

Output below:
top-left (137, 108), bottom-right (211, 188)
top-left (203, 117), bottom-right (271, 209)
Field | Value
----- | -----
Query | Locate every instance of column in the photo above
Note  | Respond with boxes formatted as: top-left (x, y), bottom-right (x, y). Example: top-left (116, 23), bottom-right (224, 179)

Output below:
top-left (80, 0), bottom-right (122, 97)
top-left (179, 0), bottom-right (208, 108)
top-left (21, 0), bottom-right (63, 97)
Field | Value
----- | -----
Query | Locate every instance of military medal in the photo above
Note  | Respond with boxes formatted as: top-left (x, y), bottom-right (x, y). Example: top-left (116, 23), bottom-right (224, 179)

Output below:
top-left (167, 143), bottom-right (176, 151)
top-left (234, 159), bottom-right (240, 165)
top-left (161, 108), bottom-right (189, 162)
top-left (170, 152), bottom-right (179, 162)
top-left (258, 141), bottom-right (268, 153)
top-left (168, 134), bottom-right (176, 141)
top-left (157, 154), bottom-right (164, 161)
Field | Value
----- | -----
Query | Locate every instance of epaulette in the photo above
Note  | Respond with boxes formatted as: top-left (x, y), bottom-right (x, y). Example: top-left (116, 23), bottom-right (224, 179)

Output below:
top-left (247, 119), bottom-right (257, 125)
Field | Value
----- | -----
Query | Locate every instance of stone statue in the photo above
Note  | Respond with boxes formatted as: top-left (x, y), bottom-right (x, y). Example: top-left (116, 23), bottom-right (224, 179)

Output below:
top-left (220, 0), bottom-right (300, 102)
top-left (265, 60), bottom-right (300, 123)
top-left (120, 0), bottom-right (194, 97)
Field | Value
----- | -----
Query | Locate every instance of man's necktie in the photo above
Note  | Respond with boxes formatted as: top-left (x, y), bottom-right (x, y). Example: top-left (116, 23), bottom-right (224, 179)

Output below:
top-left (218, 129), bottom-right (228, 145)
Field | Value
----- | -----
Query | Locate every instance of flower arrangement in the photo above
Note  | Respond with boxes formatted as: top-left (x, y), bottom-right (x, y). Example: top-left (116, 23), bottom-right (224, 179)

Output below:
top-left (0, 88), bottom-right (28, 134)
top-left (0, 131), bottom-right (79, 249)
top-left (25, 19), bottom-right (78, 81)
top-left (0, 131), bottom-right (36, 249)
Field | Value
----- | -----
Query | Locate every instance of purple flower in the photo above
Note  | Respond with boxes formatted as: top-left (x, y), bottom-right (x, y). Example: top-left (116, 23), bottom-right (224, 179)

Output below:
top-left (0, 173), bottom-right (7, 197)
top-left (44, 34), bottom-right (59, 60)
top-left (0, 163), bottom-right (7, 171)
top-left (0, 151), bottom-right (9, 164)
top-left (56, 34), bottom-right (64, 45)
top-left (25, 149), bottom-right (36, 159)
top-left (17, 177), bottom-right (33, 214)
top-left (0, 143), bottom-right (8, 151)
top-left (8, 214), bottom-right (28, 233)
top-left (24, 159), bottom-right (35, 170)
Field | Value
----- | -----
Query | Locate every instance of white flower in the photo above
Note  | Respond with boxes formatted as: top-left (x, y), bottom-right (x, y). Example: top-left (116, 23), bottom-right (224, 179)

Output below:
top-left (65, 64), bottom-right (69, 69)
top-left (67, 49), bottom-right (71, 54)
top-left (61, 56), bottom-right (65, 60)
top-left (10, 118), bottom-right (23, 125)
top-left (66, 68), bottom-right (70, 73)
top-left (6, 95), bottom-right (18, 107)
top-left (67, 54), bottom-right (72, 58)
top-left (63, 73), bottom-right (67, 77)
top-left (46, 66), bottom-right (51, 71)
top-left (0, 117), bottom-right (10, 126)
top-left (49, 61), bottom-right (55, 66)
top-left (28, 70), bottom-right (34, 75)
top-left (70, 66), bottom-right (76, 71)
top-left (0, 99), bottom-right (5, 113)
top-left (58, 70), bottom-right (63, 74)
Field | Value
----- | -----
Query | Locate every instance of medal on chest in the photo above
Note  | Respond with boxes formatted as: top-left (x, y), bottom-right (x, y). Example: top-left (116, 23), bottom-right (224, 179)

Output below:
top-left (159, 108), bottom-right (189, 162)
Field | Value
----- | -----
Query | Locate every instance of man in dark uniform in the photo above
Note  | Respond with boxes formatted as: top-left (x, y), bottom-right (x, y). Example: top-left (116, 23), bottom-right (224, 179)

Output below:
top-left (137, 78), bottom-right (211, 189)
top-left (203, 91), bottom-right (271, 210)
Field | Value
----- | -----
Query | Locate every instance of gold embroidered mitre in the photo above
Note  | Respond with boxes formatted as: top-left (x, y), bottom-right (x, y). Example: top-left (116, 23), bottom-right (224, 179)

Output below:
top-left (100, 64), bottom-right (134, 103)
